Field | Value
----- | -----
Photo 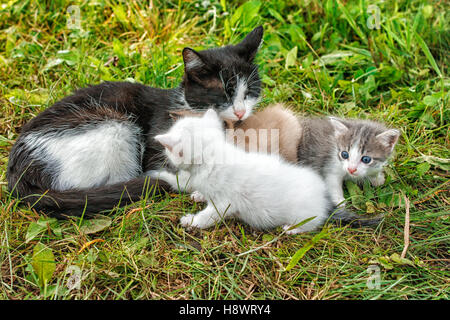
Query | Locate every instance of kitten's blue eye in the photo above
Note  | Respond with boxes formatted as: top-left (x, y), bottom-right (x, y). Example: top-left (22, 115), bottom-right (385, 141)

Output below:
top-left (341, 151), bottom-right (349, 159)
top-left (361, 156), bottom-right (372, 164)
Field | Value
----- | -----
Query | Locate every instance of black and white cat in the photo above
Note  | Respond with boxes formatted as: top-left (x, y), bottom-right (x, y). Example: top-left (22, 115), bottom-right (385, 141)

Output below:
top-left (7, 26), bottom-right (264, 217)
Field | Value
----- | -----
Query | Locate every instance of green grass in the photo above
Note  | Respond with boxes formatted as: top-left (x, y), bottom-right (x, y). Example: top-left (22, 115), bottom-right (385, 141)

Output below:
top-left (0, 0), bottom-right (448, 300)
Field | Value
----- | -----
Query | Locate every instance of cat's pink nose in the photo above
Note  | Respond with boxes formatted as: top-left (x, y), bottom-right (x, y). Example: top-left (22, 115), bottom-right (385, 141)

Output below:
top-left (234, 110), bottom-right (245, 120)
top-left (348, 167), bottom-right (357, 174)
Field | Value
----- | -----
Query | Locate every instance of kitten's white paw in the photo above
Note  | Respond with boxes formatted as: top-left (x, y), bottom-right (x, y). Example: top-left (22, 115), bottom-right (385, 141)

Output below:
top-left (283, 225), bottom-right (303, 235)
top-left (370, 172), bottom-right (385, 187)
top-left (180, 214), bottom-right (197, 228)
top-left (190, 191), bottom-right (206, 203)
top-left (180, 212), bottom-right (215, 229)
top-left (332, 196), bottom-right (346, 207)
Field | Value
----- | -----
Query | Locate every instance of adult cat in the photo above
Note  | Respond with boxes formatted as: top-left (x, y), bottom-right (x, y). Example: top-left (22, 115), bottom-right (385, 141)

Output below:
top-left (7, 26), bottom-right (264, 218)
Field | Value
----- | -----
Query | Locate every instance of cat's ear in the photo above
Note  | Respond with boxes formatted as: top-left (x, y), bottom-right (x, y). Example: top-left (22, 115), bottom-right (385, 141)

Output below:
top-left (376, 129), bottom-right (400, 151)
top-left (182, 48), bottom-right (206, 74)
top-left (329, 117), bottom-right (349, 138)
top-left (154, 134), bottom-right (180, 152)
top-left (203, 109), bottom-right (219, 120)
top-left (203, 109), bottom-right (220, 122)
top-left (234, 26), bottom-right (263, 62)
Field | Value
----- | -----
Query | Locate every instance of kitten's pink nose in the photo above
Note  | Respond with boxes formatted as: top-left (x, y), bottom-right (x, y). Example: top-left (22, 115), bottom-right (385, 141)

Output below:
top-left (348, 167), bottom-right (357, 174)
top-left (234, 110), bottom-right (245, 120)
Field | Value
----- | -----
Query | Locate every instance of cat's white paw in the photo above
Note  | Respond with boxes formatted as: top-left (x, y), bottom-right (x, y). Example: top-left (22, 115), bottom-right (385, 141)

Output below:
top-left (283, 225), bottom-right (303, 235)
top-left (180, 214), bottom-right (197, 228)
top-left (332, 196), bottom-right (346, 207)
top-left (190, 191), bottom-right (206, 203)
top-left (180, 212), bottom-right (215, 229)
top-left (370, 172), bottom-right (385, 187)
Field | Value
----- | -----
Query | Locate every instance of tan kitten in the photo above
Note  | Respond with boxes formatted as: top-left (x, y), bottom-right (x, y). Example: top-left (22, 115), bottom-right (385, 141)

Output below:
top-left (229, 103), bottom-right (301, 162)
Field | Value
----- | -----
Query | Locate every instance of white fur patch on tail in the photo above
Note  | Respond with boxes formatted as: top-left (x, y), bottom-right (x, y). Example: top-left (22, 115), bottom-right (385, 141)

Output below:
top-left (24, 121), bottom-right (143, 191)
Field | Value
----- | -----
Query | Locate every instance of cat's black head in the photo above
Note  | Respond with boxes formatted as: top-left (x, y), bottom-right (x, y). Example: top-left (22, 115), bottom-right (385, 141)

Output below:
top-left (181, 26), bottom-right (263, 121)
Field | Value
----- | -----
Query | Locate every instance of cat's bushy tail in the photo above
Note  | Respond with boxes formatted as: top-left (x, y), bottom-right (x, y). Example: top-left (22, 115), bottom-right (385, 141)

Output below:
top-left (328, 206), bottom-right (383, 228)
top-left (11, 177), bottom-right (171, 219)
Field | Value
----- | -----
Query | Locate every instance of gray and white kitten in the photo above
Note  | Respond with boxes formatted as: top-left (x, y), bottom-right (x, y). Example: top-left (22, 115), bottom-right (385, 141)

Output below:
top-left (297, 117), bottom-right (400, 205)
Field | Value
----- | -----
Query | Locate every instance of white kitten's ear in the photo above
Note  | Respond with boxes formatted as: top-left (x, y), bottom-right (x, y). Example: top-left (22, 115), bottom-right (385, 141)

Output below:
top-left (154, 134), bottom-right (180, 152)
top-left (182, 48), bottom-right (206, 73)
top-left (203, 109), bottom-right (219, 122)
top-left (376, 129), bottom-right (400, 151)
top-left (329, 117), bottom-right (349, 138)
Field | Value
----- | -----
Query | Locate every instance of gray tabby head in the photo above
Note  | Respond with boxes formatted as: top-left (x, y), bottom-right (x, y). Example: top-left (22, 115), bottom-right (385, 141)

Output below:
top-left (329, 117), bottom-right (400, 178)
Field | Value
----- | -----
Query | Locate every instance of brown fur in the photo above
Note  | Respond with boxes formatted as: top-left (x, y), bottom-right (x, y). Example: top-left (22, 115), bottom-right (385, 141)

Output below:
top-left (232, 104), bottom-right (301, 162)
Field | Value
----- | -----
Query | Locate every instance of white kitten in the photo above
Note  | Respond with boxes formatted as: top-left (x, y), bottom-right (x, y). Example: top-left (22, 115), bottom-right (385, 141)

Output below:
top-left (151, 109), bottom-right (351, 234)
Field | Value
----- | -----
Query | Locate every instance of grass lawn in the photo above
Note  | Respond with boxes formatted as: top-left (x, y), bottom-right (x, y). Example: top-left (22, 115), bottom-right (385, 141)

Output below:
top-left (0, 0), bottom-right (448, 300)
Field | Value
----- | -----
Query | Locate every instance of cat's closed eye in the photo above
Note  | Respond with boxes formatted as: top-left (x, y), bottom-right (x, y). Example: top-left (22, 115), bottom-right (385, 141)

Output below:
top-left (226, 88), bottom-right (235, 100)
